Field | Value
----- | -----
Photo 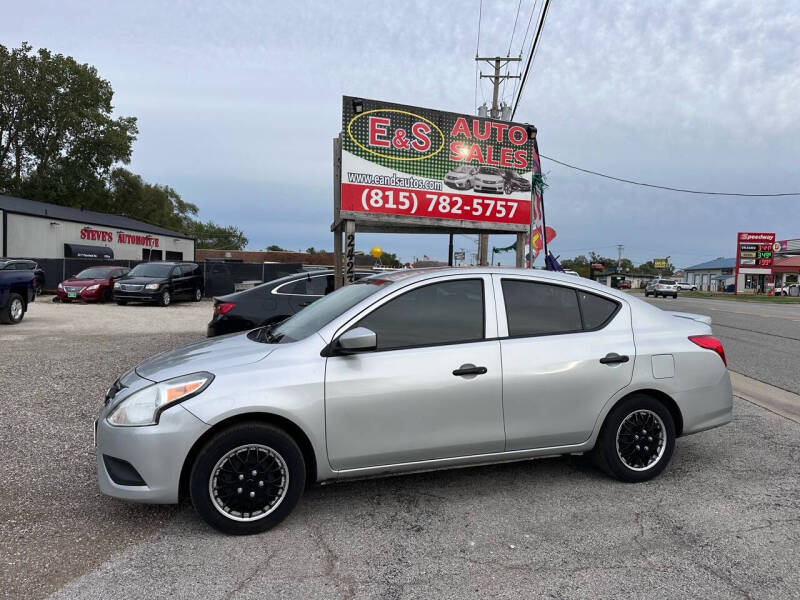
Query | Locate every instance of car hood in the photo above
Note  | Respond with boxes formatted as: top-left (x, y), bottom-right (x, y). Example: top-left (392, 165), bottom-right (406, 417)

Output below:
top-left (135, 333), bottom-right (276, 381)
top-left (477, 174), bottom-right (502, 182)
top-left (446, 173), bottom-right (469, 179)
top-left (63, 278), bottom-right (107, 286)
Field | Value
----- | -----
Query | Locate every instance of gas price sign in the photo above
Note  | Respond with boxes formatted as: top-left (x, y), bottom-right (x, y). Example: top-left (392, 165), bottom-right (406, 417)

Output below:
top-left (340, 96), bottom-right (541, 231)
top-left (736, 232), bottom-right (775, 269)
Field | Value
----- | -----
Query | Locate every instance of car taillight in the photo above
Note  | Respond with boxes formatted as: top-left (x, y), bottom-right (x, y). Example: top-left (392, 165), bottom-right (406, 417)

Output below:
top-left (214, 302), bottom-right (235, 315)
top-left (689, 335), bottom-right (727, 366)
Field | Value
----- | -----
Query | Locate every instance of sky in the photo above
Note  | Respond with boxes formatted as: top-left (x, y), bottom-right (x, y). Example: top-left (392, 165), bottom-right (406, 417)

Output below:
top-left (3, 0), bottom-right (799, 268)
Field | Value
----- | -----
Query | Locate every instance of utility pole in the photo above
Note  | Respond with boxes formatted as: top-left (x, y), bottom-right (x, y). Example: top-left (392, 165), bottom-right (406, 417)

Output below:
top-left (475, 56), bottom-right (520, 265)
top-left (617, 244), bottom-right (624, 269)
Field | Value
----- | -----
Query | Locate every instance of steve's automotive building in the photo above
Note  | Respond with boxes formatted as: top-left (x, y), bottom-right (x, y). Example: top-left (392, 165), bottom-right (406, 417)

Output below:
top-left (0, 195), bottom-right (194, 261)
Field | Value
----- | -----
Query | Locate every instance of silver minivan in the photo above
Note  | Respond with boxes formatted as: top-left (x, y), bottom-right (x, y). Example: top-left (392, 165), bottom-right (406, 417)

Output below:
top-left (96, 268), bottom-right (731, 534)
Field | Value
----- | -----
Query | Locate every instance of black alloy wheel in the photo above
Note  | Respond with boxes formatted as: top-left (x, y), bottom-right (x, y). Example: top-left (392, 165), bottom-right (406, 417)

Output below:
top-left (193, 287), bottom-right (202, 302)
top-left (592, 393), bottom-right (675, 482)
top-left (190, 423), bottom-right (305, 535)
top-left (160, 289), bottom-right (171, 307)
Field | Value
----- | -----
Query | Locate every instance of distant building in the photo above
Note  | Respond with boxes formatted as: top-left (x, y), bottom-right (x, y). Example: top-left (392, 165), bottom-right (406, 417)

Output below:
top-left (595, 271), bottom-right (657, 289)
top-left (681, 257), bottom-right (735, 292)
top-left (0, 194), bottom-right (194, 261)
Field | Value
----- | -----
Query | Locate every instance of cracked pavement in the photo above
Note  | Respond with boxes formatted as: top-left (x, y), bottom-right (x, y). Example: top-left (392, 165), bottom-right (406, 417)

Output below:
top-left (2, 300), bottom-right (799, 599)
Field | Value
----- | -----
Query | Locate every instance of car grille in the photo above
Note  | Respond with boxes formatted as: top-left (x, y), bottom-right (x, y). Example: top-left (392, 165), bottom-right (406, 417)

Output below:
top-left (64, 286), bottom-right (84, 293)
top-left (120, 284), bottom-right (144, 292)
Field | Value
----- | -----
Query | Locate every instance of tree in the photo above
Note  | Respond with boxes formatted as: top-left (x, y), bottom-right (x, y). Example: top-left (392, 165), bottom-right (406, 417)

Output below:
top-left (0, 42), bottom-right (247, 248)
top-left (266, 244), bottom-right (289, 252)
top-left (0, 42), bottom-right (137, 204)
top-left (184, 220), bottom-right (248, 250)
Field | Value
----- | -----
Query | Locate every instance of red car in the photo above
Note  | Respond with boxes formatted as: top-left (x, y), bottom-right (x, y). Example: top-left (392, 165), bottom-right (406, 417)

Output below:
top-left (57, 266), bottom-right (130, 303)
top-left (617, 280), bottom-right (632, 289)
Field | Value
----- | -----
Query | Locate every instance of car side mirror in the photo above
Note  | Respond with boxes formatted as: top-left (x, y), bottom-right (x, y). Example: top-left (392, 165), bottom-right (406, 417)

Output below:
top-left (337, 327), bottom-right (377, 354)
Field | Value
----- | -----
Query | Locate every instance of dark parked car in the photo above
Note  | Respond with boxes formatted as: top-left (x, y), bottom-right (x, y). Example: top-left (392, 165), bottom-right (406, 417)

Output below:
top-left (57, 266), bottom-right (130, 303)
top-left (207, 270), bottom-right (372, 337)
top-left (114, 262), bottom-right (203, 307)
top-left (0, 259), bottom-right (45, 295)
top-left (502, 170), bottom-right (532, 193)
top-left (0, 266), bottom-right (35, 324)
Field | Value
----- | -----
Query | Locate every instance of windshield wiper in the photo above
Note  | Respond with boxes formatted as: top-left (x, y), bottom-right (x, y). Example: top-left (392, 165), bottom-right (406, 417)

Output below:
top-left (251, 325), bottom-right (283, 344)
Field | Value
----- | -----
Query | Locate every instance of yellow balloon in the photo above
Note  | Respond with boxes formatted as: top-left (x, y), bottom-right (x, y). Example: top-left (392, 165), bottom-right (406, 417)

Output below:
top-left (370, 246), bottom-right (383, 258)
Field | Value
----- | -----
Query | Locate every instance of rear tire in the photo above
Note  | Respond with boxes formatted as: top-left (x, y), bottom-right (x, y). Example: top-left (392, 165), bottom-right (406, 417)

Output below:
top-left (673, 294), bottom-right (678, 299)
top-left (1, 293), bottom-right (25, 324)
top-left (189, 423), bottom-right (305, 535)
top-left (592, 394), bottom-right (675, 483)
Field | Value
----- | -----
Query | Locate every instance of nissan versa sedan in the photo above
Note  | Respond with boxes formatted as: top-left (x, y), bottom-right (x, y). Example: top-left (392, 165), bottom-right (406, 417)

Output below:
top-left (96, 268), bottom-right (732, 535)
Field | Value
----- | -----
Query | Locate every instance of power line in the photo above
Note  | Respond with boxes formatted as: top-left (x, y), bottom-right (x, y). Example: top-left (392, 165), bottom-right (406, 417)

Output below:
top-left (509, 0), bottom-right (538, 104)
top-left (501, 0), bottom-right (524, 101)
top-left (511, 0), bottom-right (550, 121)
top-left (541, 154), bottom-right (800, 197)
top-left (474, 0), bottom-right (483, 111)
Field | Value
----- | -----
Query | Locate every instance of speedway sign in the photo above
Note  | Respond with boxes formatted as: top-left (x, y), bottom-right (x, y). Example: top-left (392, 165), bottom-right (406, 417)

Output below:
top-left (340, 96), bottom-right (541, 231)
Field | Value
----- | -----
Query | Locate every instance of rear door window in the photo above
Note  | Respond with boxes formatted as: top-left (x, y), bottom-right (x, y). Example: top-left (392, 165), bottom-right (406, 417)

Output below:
top-left (501, 280), bottom-right (582, 336)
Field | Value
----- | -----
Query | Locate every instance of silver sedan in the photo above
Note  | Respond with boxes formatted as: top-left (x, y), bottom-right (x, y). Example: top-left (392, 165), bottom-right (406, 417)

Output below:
top-left (96, 268), bottom-right (732, 534)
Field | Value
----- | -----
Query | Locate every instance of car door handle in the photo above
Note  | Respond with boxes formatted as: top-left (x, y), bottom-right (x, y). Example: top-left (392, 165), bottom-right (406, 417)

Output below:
top-left (600, 353), bottom-right (630, 365)
top-left (452, 365), bottom-right (488, 377)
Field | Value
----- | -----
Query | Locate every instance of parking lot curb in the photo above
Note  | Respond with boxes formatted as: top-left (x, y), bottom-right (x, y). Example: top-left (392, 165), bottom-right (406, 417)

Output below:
top-left (730, 371), bottom-right (800, 424)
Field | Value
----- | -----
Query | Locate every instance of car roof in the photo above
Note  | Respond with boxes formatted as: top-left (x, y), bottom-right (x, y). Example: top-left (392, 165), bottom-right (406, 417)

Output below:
top-left (368, 267), bottom-right (631, 298)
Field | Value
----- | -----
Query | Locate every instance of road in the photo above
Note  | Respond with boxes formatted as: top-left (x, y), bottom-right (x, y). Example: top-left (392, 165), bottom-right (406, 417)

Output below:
top-left (641, 296), bottom-right (800, 395)
top-left (2, 299), bottom-right (799, 600)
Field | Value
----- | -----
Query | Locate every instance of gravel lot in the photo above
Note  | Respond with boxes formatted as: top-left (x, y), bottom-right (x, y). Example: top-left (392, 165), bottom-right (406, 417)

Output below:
top-left (2, 297), bottom-right (799, 599)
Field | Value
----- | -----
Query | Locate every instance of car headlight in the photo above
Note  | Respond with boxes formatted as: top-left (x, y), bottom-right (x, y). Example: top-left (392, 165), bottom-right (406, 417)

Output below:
top-left (58, 282), bottom-right (63, 289)
top-left (86, 284), bottom-right (100, 291)
top-left (145, 283), bottom-right (160, 290)
top-left (114, 282), bottom-right (121, 289)
top-left (107, 372), bottom-right (214, 426)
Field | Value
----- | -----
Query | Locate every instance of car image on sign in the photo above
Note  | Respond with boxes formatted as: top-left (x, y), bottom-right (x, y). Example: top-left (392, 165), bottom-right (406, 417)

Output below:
top-left (96, 267), bottom-right (732, 535)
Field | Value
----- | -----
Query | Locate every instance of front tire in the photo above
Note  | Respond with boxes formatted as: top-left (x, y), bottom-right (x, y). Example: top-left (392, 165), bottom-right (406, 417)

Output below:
top-left (1, 293), bottom-right (25, 324)
top-left (592, 394), bottom-right (675, 482)
top-left (190, 423), bottom-right (305, 535)
top-left (160, 289), bottom-right (171, 307)
top-left (192, 287), bottom-right (202, 302)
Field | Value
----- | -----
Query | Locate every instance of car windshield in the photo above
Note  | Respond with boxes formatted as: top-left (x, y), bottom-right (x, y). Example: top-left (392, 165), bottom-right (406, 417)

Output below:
top-left (477, 167), bottom-right (500, 175)
top-left (453, 166), bottom-right (473, 174)
top-left (264, 279), bottom-right (391, 343)
top-left (127, 263), bottom-right (172, 278)
top-left (0, 261), bottom-right (8, 269)
top-left (75, 267), bottom-right (114, 279)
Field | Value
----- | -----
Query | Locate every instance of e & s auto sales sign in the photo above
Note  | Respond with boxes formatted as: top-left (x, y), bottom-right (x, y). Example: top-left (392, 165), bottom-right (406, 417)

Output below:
top-left (340, 96), bottom-right (541, 229)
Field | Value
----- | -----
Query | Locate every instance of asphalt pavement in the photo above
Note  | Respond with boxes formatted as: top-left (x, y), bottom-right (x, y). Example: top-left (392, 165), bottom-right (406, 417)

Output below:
top-left (2, 297), bottom-right (799, 600)
top-left (641, 296), bottom-right (800, 394)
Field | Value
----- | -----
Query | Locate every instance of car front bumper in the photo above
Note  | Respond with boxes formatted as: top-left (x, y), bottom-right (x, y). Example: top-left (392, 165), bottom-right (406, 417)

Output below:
top-left (58, 288), bottom-right (104, 302)
top-left (96, 404), bottom-right (210, 503)
top-left (113, 289), bottom-right (162, 302)
top-left (473, 181), bottom-right (504, 193)
top-left (444, 179), bottom-right (471, 189)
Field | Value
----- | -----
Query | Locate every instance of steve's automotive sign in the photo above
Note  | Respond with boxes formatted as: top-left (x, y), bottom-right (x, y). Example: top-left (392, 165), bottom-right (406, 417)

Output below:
top-left (340, 96), bottom-right (540, 228)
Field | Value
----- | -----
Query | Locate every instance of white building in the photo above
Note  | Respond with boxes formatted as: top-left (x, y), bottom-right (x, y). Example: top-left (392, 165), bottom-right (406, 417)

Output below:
top-left (681, 257), bottom-right (735, 292)
top-left (0, 195), bottom-right (194, 261)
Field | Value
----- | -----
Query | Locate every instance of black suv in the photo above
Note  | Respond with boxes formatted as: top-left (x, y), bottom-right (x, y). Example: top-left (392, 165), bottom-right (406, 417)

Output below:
top-left (113, 262), bottom-right (203, 306)
top-left (0, 259), bottom-right (46, 295)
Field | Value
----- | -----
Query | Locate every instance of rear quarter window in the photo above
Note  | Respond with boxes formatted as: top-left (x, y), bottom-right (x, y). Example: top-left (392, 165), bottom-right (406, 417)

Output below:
top-left (577, 291), bottom-right (620, 330)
